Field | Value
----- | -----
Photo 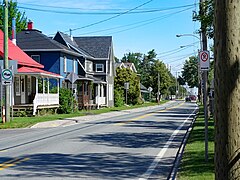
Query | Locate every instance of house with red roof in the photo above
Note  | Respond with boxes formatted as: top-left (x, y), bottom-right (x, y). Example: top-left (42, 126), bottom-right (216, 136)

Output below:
top-left (0, 30), bottom-right (62, 115)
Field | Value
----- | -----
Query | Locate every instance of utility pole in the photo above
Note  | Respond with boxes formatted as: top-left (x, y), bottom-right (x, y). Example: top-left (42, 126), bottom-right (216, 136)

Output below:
top-left (200, 0), bottom-right (208, 162)
top-left (175, 72), bottom-right (178, 99)
top-left (3, 0), bottom-right (10, 123)
top-left (157, 73), bottom-right (160, 104)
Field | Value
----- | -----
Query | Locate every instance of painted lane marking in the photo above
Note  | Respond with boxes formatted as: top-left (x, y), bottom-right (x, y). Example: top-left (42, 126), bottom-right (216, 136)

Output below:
top-left (0, 158), bottom-right (29, 171)
top-left (115, 102), bottom-right (185, 126)
top-left (139, 106), bottom-right (198, 180)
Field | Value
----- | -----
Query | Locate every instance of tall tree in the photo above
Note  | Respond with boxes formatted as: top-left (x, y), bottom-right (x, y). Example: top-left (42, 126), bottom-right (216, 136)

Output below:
top-left (193, 0), bottom-right (214, 38)
top-left (0, 0), bottom-right (27, 35)
top-left (138, 49), bottom-right (157, 89)
top-left (214, 1), bottom-right (240, 179)
top-left (181, 56), bottom-right (198, 88)
top-left (121, 52), bottom-right (143, 71)
top-left (114, 67), bottom-right (141, 106)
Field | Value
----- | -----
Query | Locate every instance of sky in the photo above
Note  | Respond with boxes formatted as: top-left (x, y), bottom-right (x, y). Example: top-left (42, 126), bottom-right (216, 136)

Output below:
top-left (15, 0), bottom-right (202, 74)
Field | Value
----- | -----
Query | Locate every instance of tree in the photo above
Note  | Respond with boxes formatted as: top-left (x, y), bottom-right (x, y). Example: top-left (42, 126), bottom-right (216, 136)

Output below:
top-left (181, 56), bottom-right (198, 88)
top-left (0, 0), bottom-right (27, 35)
top-left (121, 52), bottom-right (143, 71)
top-left (150, 60), bottom-right (172, 96)
top-left (138, 49), bottom-right (157, 89)
top-left (214, 1), bottom-right (240, 179)
top-left (114, 67), bottom-right (141, 106)
top-left (193, 0), bottom-right (214, 38)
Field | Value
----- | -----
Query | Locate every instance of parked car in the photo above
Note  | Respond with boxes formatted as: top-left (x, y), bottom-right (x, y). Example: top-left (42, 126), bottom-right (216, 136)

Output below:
top-left (185, 96), bottom-right (191, 102)
top-left (189, 95), bottom-right (197, 101)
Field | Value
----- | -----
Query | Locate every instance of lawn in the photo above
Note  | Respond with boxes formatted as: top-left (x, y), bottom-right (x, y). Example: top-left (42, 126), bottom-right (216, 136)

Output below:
top-left (178, 105), bottom-right (215, 180)
top-left (0, 101), bottom-right (167, 129)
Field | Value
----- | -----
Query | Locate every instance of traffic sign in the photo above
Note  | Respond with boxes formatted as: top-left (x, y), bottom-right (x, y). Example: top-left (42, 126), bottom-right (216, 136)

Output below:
top-left (1, 69), bottom-right (13, 85)
top-left (199, 51), bottom-right (210, 71)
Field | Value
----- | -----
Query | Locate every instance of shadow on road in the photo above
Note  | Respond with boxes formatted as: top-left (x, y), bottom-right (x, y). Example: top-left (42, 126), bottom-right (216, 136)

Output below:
top-left (0, 152), bottom-right (175, 179)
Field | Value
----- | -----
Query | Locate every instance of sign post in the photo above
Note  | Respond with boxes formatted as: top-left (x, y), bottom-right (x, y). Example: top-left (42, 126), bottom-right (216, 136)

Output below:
top-left (199, 51), bottom-right (210, 71)
top-left (199, 50), bottom-right (210, 162)
top-left (124, 82), bottom-right (129, 104)
top-left (1, 69), bottom-right (13, 85)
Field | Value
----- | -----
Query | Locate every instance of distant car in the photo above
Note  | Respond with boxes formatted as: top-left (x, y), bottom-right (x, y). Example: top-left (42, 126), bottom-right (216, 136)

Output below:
top-left (185, 96), bottom-right (191, 102)
top-left (189, 95), bottom-right (197, 101)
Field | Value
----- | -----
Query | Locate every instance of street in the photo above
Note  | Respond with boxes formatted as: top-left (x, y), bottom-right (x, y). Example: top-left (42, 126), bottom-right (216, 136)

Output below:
top-left (0, 101), bottom-right (198, 180)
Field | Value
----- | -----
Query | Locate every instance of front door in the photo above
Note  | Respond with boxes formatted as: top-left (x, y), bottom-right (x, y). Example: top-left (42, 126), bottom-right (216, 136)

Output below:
top-left (21, 76), bottom-right (26, 104)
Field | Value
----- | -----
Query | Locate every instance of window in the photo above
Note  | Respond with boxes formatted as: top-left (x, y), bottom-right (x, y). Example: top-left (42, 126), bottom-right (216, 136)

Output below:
top-left (73, 60), bottom-right (76, 73)
top-left (96, 64), bottom-right (104, 72)
top-left (64, 56), bottom-right (67, 73)
top-left (15, 77), bottom-right (20, 96)
top-left (31, 55), bottom-right (40, 63)
top-left (86, 60), bottom-right (93, 72)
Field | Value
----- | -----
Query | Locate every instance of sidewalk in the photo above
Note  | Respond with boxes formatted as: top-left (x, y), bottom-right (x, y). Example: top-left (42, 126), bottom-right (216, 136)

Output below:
top-left (31, 101), bottom-right (176, 128)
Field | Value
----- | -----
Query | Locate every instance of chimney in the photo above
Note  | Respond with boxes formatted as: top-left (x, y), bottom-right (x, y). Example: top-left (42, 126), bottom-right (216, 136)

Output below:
top-left (70, 29), bottom-right (73, 41)
top-left (28, 21), bottom-right (33, 30)
top-left (12, 18), bottom-right (16, 45)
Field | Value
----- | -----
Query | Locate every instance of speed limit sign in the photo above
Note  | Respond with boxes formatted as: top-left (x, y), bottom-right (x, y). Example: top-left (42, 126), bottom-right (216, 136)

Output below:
top-left (199, 51), bottom-right (210, 71)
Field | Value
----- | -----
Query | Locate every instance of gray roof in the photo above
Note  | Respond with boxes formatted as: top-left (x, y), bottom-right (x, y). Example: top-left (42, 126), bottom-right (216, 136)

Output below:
top-left (53, 32), bottom-right (93, 57)
top-left (16, 30), bottom-right (82, 57)
top-left (74, 36), bottom-right (112, 59)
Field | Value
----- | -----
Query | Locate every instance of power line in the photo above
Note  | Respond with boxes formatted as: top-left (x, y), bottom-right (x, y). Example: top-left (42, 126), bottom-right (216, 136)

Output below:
top-left (159, 41), bottom-right (199, 56)
top-left (17, 3), bottom-right (195, 15)
top-left (69, 0), bottom-right (154, 33)
top-left (15, 7), bottom-right (192, 44)
top-left (105, 7), bottom-right (193, 35)
top-left (81, 7), bottom-right (191, 36)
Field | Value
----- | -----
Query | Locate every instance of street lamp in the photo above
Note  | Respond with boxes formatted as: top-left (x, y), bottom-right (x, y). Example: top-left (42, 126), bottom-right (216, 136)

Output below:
top-left (176, 34), bottom-right (202, 50)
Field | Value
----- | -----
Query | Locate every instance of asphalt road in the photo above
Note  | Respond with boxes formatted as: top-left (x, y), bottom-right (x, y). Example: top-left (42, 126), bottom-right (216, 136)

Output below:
top-left (0, 101), bottom-right (198, 180)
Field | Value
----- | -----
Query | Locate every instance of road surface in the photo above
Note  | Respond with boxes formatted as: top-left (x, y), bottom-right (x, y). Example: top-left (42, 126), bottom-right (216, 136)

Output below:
top-left (0, 101), bottom-right (198, 180)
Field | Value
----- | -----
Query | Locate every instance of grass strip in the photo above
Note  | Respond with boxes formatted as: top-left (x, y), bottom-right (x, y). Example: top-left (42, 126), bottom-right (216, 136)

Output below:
top-left (0, 101), bottom-right (167, 129)
top-left (178, 105), bottom-right (214, 180)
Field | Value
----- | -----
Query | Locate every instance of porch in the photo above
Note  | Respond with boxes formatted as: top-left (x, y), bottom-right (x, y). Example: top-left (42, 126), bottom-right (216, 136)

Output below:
top-left (65, 74), bottom-right (107, 110)
top-left (13, 71), bottom-right (61, 115)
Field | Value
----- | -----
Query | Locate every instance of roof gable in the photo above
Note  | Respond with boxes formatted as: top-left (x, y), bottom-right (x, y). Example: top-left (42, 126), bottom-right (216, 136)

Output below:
top-left (74, 36), bottom-right (112, 59)
top-left (53, 32), bottom-right (93, 57)
top-left (17, 30), bottom-right (81, 57)
top-left (0, 30), bottom-right (43, 68)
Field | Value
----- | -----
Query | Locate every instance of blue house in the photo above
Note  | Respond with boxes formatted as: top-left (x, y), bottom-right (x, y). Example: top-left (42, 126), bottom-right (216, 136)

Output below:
top-left (17, 22), bottom-right (114, 108)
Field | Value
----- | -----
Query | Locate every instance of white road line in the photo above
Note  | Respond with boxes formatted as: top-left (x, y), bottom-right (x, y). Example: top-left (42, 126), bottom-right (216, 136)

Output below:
top-left (139, 106), bottom-right (198, 180)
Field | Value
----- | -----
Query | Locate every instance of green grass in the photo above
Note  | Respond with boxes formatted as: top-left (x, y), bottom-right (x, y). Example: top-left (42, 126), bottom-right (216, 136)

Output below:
top-left (178, 105), bottom-right (215, 180)
top-left (0, 101), bottom-right (167, 129)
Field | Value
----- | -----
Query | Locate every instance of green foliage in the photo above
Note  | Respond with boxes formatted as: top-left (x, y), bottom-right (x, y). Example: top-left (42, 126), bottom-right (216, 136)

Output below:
top-left (182, 56), bottom-right (199, 88)
top-left (114, 67), bottom-right (141, 105)
top-left (15, 111), bottom-right (27, 117)
top-left (58, 88), bottom-right (74, 114)
top-left (120, 49), bottom-right (176, 99)
top-left (121, 52), bottom-right (143, 71)
top-left (193, 0), bottom-right (214, 38)
top-left (114, 89), bottom-right (124, 107)
top-left (0, 0), bottom-right (27, 35)
top-left (178, 76), bottom-right (186, 86)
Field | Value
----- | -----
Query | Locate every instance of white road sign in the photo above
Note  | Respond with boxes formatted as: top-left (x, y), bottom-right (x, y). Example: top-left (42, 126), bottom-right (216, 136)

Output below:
top-left (1, 69), bottom-right (13, 85)
top-left (199, 50), bottom-right (210, 71)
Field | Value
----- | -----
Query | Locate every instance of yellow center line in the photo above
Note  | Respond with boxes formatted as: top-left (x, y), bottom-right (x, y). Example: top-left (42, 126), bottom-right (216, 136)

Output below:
top-left (115, 102), bottom-right (185, 126)
top-left (0, 158), bottom-right (29, 171)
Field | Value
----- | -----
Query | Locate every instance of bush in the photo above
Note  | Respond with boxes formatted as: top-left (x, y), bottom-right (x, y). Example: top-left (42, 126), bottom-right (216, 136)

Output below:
top-left (58, 88), bottom-right (74, 114)
top-left (114, 89), bottom-right (124, 107)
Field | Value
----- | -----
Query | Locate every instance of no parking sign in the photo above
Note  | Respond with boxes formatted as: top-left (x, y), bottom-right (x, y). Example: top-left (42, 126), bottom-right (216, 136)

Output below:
top-left (199, 51), bottom-right (210, 71)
